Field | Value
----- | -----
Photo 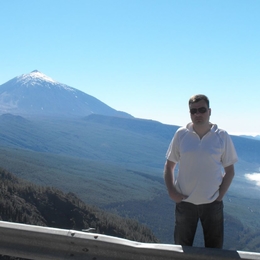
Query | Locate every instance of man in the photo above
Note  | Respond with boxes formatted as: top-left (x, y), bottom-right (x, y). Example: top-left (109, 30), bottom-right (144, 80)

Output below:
top-left (164, 94), bottom-right (237, 248)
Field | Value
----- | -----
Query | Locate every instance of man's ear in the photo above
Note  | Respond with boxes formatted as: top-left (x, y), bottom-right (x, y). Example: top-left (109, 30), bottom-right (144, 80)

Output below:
top-left (209, 108), bottom-right (211, 116)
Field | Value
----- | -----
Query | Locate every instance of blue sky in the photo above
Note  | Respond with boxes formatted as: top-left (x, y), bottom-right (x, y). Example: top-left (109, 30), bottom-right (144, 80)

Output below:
top-left (0, 0), bottom-right (259, 135)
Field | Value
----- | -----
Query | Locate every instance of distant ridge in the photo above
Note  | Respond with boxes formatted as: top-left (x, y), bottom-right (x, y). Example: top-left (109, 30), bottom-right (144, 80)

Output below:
top-left (240, 135), bottom-right (260, 141)
top-left (84, 114), bottom-right (179, 139)
top-left (0, 70), bottom-right (133, 118)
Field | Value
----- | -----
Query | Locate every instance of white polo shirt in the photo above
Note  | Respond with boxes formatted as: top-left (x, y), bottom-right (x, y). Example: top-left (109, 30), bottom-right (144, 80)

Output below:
top-left (166, 123), bottom-right (238, 205)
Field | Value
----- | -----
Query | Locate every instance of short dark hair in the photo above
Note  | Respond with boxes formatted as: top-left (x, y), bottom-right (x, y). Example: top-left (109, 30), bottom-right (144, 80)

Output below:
top-left (189, 94), bottom-right (210, 108)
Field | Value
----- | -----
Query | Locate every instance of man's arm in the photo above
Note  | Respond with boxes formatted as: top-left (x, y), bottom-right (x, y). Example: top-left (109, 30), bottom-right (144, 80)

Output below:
top-left (216, 164), bottom-right (235, 201)
top-left (164, 160), bottom-right (187, 203)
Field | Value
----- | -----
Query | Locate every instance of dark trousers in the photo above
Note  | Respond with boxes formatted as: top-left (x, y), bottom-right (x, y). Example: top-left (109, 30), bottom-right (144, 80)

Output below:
top-left (174, 200), bottom-right (224, 248)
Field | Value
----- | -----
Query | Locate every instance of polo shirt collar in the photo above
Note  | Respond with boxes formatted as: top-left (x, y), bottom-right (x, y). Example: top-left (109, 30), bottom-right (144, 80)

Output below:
top-left (186, 122), bottom-right (218, 133)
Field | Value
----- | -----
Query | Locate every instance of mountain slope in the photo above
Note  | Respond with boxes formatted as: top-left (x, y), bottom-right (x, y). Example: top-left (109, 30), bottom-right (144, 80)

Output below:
top-left (0, 70), bottom-right (132, 118)
top-left (0, 113), bottom-right (174, 168)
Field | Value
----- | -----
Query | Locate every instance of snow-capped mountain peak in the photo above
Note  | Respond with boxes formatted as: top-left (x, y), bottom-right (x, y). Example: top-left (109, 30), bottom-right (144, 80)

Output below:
top-left (14, 70), bottom-right (76, 93)
top-left (16, 70), bottom-right (58, 86)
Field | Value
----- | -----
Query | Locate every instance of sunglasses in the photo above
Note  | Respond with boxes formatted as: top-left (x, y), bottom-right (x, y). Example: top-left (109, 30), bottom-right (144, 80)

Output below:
top-left (190, 107), bottom-right (208, 115)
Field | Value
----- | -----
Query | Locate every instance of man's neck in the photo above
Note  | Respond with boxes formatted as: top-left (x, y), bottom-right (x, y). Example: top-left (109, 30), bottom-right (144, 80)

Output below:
top-left (193, 123), bottom-right (212, 139)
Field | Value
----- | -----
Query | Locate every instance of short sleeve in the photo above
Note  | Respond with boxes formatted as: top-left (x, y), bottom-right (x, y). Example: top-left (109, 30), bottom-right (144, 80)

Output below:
top-left (166, 131), bottom-right (180, 163)
top-left (221, 133), bottom-right (238, 167)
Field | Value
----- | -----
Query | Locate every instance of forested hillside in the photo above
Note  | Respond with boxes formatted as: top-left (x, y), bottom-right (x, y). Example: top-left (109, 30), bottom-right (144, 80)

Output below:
top-left (0, 168), bottom-right (159, 259)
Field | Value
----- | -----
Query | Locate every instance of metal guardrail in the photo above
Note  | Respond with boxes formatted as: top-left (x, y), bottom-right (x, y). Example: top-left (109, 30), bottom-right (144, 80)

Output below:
top-left (0, 221), bottom-right (260, 260)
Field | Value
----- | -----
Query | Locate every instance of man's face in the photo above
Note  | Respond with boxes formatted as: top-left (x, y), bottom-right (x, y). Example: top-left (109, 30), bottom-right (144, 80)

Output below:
top-left (189, 100), bottom-right (211, 126)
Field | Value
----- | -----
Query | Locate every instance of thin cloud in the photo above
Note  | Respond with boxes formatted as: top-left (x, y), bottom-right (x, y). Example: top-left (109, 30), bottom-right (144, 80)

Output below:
top-left (245, 173), bottom-right (260, 186)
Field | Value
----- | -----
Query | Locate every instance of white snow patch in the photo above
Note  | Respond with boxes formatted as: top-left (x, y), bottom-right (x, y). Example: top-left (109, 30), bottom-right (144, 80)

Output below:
top-left (16, 70), bottom-right (76, 92)
top-left (18, 71), bottom-right (56, 85)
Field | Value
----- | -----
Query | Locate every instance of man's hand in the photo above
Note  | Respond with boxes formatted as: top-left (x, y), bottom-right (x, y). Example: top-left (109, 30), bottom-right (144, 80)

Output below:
top-left (168, 189), bottom-right (188, 203)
